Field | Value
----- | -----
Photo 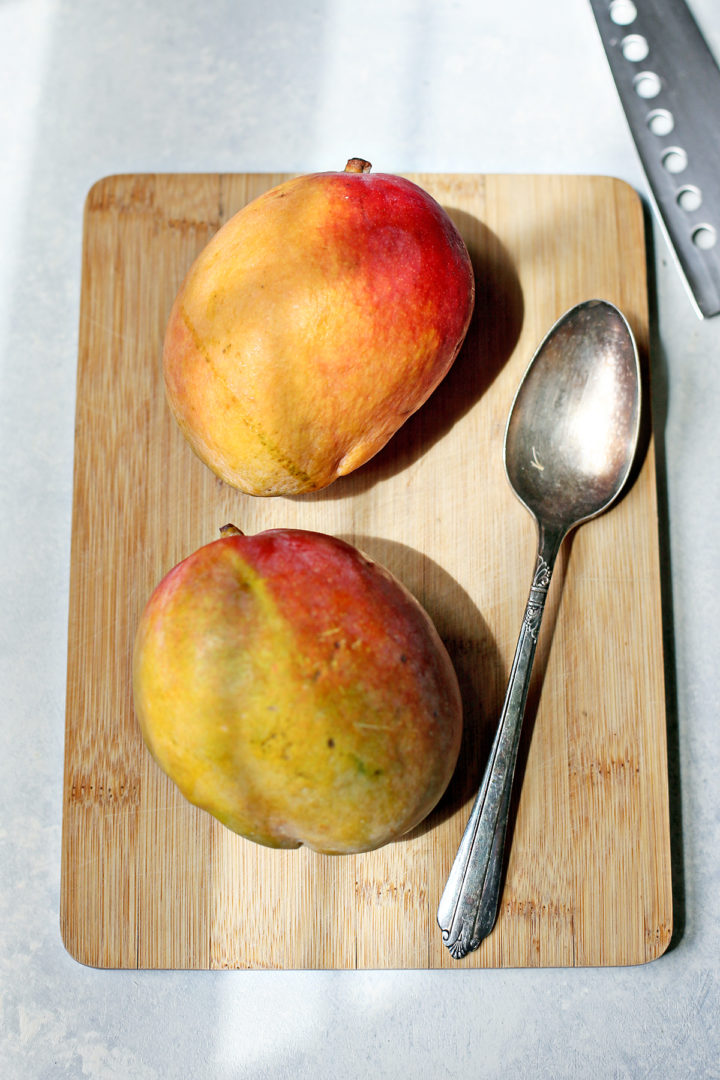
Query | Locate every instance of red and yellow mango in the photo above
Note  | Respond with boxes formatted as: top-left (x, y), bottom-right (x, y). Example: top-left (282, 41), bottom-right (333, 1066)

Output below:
top-left (163, 160), bottom-right (475, 495)
top-left (133, 527), bottom-right (462, 854)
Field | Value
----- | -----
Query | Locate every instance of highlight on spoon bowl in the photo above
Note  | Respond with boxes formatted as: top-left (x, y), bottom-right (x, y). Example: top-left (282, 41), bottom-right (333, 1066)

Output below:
top-left (503, 299), bottom-right (641, 530)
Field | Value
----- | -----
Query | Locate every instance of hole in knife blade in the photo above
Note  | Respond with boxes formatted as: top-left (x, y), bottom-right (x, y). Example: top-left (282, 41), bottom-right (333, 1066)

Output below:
top-left (609, 0), bottom-right (637, 25)
top-left (622, 34), bottom-right (649, 61)
top-left (661, 147), bottom-right (688, 174)
top-left (646, 108), bottom-right (674, 136)
top-left (677, 185), bottom-right (702, 212)
top-left (692, 225), bottom-right (717, 250)
top-left (633, 71), bottom-right (662, 99)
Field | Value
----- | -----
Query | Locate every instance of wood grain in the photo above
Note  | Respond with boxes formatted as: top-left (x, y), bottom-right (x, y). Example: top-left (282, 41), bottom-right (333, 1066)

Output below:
top-left (61, 172), bottom-right (672, 969)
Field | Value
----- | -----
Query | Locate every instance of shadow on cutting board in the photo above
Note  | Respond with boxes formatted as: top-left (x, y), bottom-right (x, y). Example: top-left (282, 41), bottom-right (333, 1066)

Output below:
top-left (298, 213), bottom-right (524, 500)
top-left (344, 535), bottom-right (506, 836)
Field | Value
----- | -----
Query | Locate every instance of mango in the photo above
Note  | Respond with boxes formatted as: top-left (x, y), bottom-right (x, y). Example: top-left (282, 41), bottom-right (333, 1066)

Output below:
top-left (163, 159), bottom-right (475, 495)
top-left (133, 527), bottom-right (462, 854)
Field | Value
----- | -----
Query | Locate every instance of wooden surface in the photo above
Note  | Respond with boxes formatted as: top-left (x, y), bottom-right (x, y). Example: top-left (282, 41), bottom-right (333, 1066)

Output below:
top-left (61, 172), bottom-right (672, 969)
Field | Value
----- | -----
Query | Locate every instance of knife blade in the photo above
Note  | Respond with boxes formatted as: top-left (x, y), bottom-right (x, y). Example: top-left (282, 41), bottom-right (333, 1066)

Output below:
top-left (589, 0), bottom-right (720, 318)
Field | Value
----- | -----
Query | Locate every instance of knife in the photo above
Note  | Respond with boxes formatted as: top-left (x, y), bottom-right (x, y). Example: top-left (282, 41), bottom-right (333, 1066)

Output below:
top-left (589, 0), bottom-right (720, 318)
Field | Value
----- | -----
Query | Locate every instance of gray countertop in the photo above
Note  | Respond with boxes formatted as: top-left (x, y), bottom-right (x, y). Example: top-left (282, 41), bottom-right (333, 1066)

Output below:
top-left (1, 1), bottom-right (719, 1076)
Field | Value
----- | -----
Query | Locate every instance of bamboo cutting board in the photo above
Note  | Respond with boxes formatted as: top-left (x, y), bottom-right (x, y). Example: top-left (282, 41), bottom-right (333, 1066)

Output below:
top-left (61, 172), bottom-right (672, 969)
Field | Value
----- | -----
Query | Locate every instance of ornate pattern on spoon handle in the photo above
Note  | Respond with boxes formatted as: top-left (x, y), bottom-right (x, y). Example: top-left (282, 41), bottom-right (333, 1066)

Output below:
top-left (437, 543), bottom-right (558, 959)
top-left (524, 555), bottom-right (553, 641)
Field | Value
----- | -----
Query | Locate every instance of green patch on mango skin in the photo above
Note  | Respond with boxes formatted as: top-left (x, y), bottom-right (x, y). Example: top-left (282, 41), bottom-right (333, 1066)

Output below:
top-left (351, 755), bottom-right (383, 779)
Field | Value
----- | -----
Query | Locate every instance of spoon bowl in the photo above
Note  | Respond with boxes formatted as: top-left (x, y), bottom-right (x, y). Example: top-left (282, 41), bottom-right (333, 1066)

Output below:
top-left (437, 299), bottom-right (641, 960)
top-left (505, 300), bottom-right (641, 531)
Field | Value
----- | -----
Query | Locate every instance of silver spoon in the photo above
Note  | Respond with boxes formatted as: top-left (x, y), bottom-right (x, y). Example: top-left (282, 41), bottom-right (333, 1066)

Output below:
top-left (437, 299), bottom-right (641, 959)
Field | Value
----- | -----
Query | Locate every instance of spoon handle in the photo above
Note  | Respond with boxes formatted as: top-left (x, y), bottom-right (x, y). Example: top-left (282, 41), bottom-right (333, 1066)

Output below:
top-left (437, 537), bottom-right (559, 959)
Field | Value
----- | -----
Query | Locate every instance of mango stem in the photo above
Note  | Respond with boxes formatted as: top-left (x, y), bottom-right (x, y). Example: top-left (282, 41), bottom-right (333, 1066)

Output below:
top-left (344, 158), bottom-right (372, 174)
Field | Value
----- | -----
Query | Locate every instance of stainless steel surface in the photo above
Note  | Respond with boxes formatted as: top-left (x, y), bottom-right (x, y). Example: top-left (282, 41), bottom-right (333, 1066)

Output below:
top-left (437, 299), bottom-right (641, 959)
top-left (589, 0), bottom-right (720, 318)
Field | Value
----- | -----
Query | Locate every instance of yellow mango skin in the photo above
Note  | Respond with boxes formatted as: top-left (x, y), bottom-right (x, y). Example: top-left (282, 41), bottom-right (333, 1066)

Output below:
top-left (163, 166), bottom-right (475, 495)
top-left (133, 530), bottom-right (463, 854)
